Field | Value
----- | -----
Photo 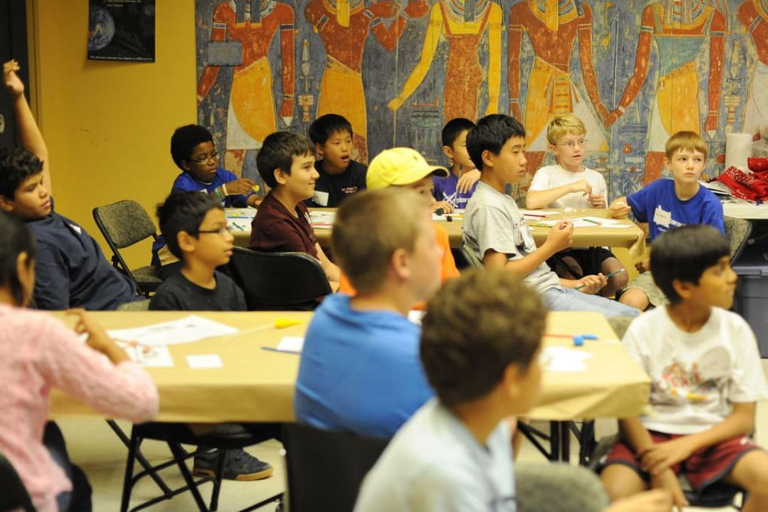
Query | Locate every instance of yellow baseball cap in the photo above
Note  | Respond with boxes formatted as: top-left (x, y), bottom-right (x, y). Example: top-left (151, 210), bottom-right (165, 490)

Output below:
top-left (367, 147), bottom-right (449, 190)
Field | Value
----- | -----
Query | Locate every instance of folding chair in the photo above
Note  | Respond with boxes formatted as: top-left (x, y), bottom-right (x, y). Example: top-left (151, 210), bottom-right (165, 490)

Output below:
top-left (93, 200), bottom-right (162, 296)
top-left (724, 217), bottom-right (753, 264)
top-left (226, 247), bottom-right (332, 310)
top-left (282, 423), bottom-right (389, 512)
top-left (0, 451), bottom-right (35, 512)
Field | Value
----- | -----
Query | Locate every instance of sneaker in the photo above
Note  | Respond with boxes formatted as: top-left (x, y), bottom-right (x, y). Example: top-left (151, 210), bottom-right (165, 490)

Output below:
top-left (193, 448), bottom-right (273, 481)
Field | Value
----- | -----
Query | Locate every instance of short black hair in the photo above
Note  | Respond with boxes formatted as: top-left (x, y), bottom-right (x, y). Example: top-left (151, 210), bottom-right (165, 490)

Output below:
top-left (170, 124), bottom-right (214, 170)
top-left (0, 147), bottom-right (44, 200)
top-left (421, 270), bottom-right (546, 407)
top-left (308, 114), bottom-right (353, 145)
top-left (651, 225), bottom-right (731, 304)
top-left (0, 210), bottom-right (37, 306)
top-left (157, 191), bottom-right (223, 260)
top-left (256, 131), bottom-right (315, 188)
top-left (466, 114), bottom-right (526, 171)
top-left (442, 118), bottom-right (476, 148)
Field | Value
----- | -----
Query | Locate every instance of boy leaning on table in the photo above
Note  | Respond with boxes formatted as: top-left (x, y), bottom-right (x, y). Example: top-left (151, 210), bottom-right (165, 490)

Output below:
top-left (250, 131), bottom-right (340, 288)
top-left (526, 114), bottom-right (627, 296)
top-left (462, 114), bottom-right (639, 318)
top-left (609, 131), bottom-right (725, 311)
top-left (149, 191), bottom-right (275, 482)
top-left (600, 225), bottom-right (768, 511)
top-left (152, 124), bottom-right (258, 278)
top-left (355, 270), bottom-right (672, 512)
top-left (294, 187), bottom-right (441, 437)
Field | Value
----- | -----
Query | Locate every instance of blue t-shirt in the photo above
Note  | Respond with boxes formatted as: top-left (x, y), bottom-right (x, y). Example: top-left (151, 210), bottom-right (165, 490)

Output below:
top-left (433, 172), bottom-right (477, 209)
top-left (294, 294), bottom-right (433, 438)
top-left (627, 179), bottom-right (724, 240)
top-left (26, 200), bottom-right (138, 310)
top-left (152, 168), bottom-right (252, 264)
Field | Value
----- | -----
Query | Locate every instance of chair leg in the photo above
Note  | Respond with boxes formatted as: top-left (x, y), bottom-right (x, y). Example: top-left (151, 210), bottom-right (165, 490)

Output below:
top-left (168, 442), bottom-right (209, 511)
top-left (107, 420), bottom-right (171, 494)
top-left (209, 450), bottom-right (228, 511)
top-left (120, 429), bottom-right (140, 512)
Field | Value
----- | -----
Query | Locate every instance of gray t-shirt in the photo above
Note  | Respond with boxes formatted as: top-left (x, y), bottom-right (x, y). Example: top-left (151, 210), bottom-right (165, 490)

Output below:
top-left (354, 399), bottom-right (515, 512)
top-left (463, 182), bottom-right (561, 293)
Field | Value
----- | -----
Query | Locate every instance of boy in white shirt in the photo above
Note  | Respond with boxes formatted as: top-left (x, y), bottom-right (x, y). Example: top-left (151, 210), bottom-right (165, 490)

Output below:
top-left (600, 225), bottom-right (768, 511)
top-left (526, 114), bottom-right (626, 296)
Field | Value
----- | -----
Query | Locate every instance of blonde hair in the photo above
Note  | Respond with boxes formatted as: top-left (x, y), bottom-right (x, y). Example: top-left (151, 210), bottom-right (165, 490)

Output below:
top-left (546, 114), bottom-right (586, 146)
top-left (331, 188), bottom-right (430, 294)
top-left (665, 131), bottom-right (707, 159)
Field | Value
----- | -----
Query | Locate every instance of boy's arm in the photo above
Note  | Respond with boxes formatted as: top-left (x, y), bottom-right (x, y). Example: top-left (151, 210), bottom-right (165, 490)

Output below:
top-left (3, 60), bottom-right (51, 190)
top-left (483, 220), bottom-right (573, 276)
top-left (639, 402), bottom-right (755, 477)
top-left (315, 243), bottom-right (340, 284)
top-left (526, 181), bottom-right (591, 209)
top-left (609, 196), bottom-right (632, 218)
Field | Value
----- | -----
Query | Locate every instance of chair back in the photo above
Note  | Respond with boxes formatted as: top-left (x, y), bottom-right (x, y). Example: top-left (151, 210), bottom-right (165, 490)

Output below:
top-left (227, 247), bottom-right (332, 310)
top-left (724, 216), bottom-right (753, 263)
top-left (283, 423), bottom-right (389, 512)
top-left (0, 452), bottom-right (36, 512)
top-left (461, 243), bottom-right (484, 269)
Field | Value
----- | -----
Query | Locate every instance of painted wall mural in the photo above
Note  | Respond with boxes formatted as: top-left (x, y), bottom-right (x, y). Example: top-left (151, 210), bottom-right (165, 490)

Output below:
top-left (196, 0), bottom-right (768, 200)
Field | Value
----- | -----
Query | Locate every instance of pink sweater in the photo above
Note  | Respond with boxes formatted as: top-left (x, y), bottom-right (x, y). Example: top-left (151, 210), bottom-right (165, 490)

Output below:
top-left (0, 305), bottom-right (159, 512)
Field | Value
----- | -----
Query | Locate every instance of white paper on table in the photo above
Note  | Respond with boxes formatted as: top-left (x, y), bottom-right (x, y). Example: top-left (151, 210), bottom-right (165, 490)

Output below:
top-left (408, 310), bottom-right (426, 325)
top-left (226, 208), bottom-right (256, 219)
top-left (541, 346), bottom-right (593, 373)
top-left (277, 336), bottom-right (305, 353)
top-left (530, 217), bottom-right (632, 229)
top-left (226, 219), bottom-right (251, 232)
top-left (130, 345), bottom-right (174, 367)
top-left (107, 315), bottom-right (239, 347)
top-left (187, 354), bottom-right (223, 369)
top-left (520, 209), bottom-right (558, 218)
top-left (309, 211), bottom-right (336, 228)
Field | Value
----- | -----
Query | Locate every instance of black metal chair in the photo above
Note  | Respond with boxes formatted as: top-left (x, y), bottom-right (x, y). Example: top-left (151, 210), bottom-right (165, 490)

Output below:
top-left (724, 216), bottom-right (753, 264)
top-left (0, 451), bottom-right (35, 512)
top-left (93, 200), bottom-right (162, 297)
top-left (226, 247), bottom-right (332, 310)
top-left (282, 423), bottom-right (389, 512)
top-left (121, 422), bottom-right (282, 512)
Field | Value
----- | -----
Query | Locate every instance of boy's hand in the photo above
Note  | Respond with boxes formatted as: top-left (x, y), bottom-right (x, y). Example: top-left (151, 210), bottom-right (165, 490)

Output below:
top-left (575, 274), bottom-right (607, 294)
top-left (651, 469), bottom-right (689, 509)
top-left (545, 220), bottom-right (573, 251)
top-left (3, 60), bottom-right (24, 97)
top-left (433, 200), bottom-right (454, 214)
top-left (588, 194), bottom-right (606, 209)
top-left (635, 258), bottom-right (650, 273)
top-left (225, 178), bottom-right (255, 196)
top-left (67, 308), bottom-right (126, 358)
top-left (605, 490), bottom-right (673, 512)
top-left (609, 199), bottom-right (631, 218)
top-left (569, 180), bottom-right (592, 196)
top-left (456, 169), bottom-right (480, 194)
top-left (639, 437), bottom-right (696, 476)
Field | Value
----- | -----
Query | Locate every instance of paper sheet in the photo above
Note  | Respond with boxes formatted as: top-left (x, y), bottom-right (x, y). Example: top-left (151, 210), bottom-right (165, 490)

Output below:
top-left (226, 219), bottom-right (251, 232)
top-left (117, 343), bottom-right (174, 368)
top-left (226, 208), bottom-right (257, 219)
top-left (187, 354), bottom-right (224, 369)
top-left (520, 209), bottom-right (558, 218)
top-left (309, 210), bottom-right (336, 229)
top-left (529, 217), bottom-right (632, 229)
top-left (541, 346), bottom-right (593, 373)
top-left (277, 336), bottom-right (305, 353)
top-left (107, 315), bottom-right (239, 347)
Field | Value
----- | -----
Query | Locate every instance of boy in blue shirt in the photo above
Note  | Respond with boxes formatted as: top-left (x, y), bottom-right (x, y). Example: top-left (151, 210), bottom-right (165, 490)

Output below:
top-left (150, 191), bottom-right (274, 481)
top-left (0, 59), bottom-right (138, 310)
top-left (152, 124), bottom-right (258, 274)
top-left (306, 114), bottom-right (367, 207)
top-left (609, 131), bottom-right (724, 311)
top-left (433, 117), bottom-right (480, 213)
top-left (294, 187), bottom-right (441, 437)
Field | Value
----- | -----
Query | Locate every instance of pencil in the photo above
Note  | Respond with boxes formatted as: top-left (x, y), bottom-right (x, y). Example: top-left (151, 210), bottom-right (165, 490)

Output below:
top-left (582, 218), bottom-right (601, 226)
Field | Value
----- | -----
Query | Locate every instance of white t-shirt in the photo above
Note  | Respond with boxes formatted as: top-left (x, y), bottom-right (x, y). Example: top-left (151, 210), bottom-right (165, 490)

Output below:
top-left (622, 307), bottom-right (768, 435)
top-left (355, 399), bottom-right (515, 512)
top-left (528, 165), bottom-right (607, 209)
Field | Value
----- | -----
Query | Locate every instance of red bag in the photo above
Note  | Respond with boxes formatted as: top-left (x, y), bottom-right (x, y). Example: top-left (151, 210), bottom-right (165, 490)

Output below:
top-left (748, 158), bottom-right (768, 173)
top-left (716, 166), bottom-right (768, 202)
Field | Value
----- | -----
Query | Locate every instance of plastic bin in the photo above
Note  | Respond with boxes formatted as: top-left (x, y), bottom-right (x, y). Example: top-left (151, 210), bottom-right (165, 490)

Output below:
top-left (733, 245), bottom-right (768, 357)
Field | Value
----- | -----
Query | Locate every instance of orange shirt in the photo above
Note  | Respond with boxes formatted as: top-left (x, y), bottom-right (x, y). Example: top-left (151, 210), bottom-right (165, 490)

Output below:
top-left (338, 224), bottom-right (459, 309)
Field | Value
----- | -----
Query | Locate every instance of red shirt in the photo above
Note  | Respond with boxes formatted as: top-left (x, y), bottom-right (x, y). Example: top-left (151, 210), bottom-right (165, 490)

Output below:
top-left (250, 192), bottom-right (319, 257)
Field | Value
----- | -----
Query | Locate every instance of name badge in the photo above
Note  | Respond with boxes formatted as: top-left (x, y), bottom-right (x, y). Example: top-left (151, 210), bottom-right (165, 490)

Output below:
top-left (653, 206), bottom-right (672, 228)
top-left (313, 190), bottom-right (329, 207)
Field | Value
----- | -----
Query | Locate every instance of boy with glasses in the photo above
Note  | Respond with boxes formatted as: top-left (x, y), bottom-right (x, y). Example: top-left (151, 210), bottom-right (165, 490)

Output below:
top-left (150, 191), bottom-right (275, 481)
top-left (526, 114), bottom-right (626, 296)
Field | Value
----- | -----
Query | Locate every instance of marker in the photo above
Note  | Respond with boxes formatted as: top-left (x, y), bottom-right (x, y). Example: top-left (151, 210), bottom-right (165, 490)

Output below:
top-left (582, 218), bottom-right (601, 226)
top-left (575, 268), bottom-right (626, 290)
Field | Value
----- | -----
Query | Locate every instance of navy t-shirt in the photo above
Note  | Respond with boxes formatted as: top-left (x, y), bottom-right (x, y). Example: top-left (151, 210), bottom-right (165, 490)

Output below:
top-left (25, 201), bottom-right (138, 310)
top-left (149, 270), bottom-right (246, 311)
top-left (305, 160), bottom-right (367, 208)
top-left (627, 179), bottom-right (725, 240)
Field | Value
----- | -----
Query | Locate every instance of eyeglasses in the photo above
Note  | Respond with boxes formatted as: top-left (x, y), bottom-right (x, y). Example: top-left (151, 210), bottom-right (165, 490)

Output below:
top-left (197, 226), bottom-right (231, 236)
top-left (558, 139), bottom-right (588, 149)
top-left (187, 150), bottom-right (220, 164)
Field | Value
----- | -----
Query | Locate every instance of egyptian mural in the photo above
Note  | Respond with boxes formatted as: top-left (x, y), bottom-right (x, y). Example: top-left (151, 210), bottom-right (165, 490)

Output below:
top-left (196, 0), bottom-right (768, 200)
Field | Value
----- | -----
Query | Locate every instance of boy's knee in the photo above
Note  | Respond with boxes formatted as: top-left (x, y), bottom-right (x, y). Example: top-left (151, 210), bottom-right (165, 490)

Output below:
top-left (619, 288), bottom-right (649, 311)
top-left (600, 465), bottom-right (646, 501)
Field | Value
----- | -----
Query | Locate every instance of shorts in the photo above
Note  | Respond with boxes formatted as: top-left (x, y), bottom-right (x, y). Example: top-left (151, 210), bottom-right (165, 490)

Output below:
top-left (547, 248), bottom-right (617, 278)
top-left (624, 271), bottom-right (668, 308)
top-left (602, 431), bottom-right (761, 495)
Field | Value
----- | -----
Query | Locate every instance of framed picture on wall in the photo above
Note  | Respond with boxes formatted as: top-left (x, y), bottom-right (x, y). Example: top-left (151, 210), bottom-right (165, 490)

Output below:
top-left (88, 0), bottom-right (155, 62)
